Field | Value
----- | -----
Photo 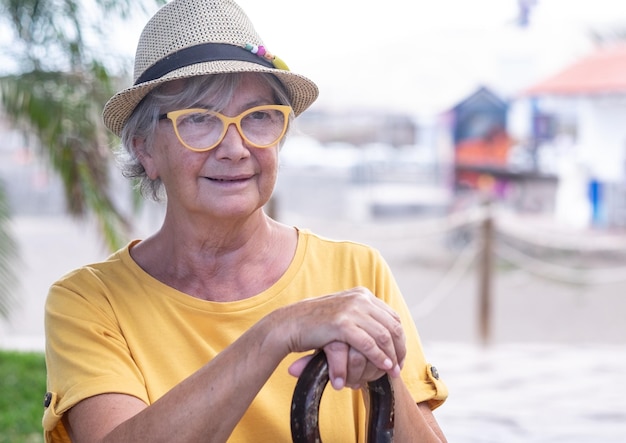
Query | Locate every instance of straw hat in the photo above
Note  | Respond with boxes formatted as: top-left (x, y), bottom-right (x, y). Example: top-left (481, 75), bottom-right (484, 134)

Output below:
top-left (102, 0), bottom-right (319, 136)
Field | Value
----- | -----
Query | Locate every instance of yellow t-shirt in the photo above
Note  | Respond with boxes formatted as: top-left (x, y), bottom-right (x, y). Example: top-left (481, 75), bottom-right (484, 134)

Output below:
top-left (43, 229), bottom-right (447, 442)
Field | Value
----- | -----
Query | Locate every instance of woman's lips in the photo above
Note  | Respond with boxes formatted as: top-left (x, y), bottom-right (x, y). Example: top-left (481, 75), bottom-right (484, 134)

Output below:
top-left (205, 174), bottom-right (253, 183)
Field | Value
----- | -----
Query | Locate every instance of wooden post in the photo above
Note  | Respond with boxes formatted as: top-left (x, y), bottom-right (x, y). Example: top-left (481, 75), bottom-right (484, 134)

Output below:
top-left (478, 198), bottom-right (494, 346)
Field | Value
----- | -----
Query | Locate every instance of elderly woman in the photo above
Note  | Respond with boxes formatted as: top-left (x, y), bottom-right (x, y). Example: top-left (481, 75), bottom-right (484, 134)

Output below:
top-left (43, 0), bottom-right (447, 442)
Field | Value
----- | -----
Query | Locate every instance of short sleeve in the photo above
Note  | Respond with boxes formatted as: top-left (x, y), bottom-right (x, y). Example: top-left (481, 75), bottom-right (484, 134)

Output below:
top-left (43, 270), bottom-right (149, 440)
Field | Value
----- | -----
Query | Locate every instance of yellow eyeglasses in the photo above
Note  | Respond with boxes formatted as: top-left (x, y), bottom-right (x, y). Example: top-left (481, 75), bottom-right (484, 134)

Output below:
top-left (159, 105), bottom-right (292, 152)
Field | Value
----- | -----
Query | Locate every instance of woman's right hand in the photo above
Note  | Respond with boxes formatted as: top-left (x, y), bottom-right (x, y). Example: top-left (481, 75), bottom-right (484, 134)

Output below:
top-left (288, 341), bottom-right (401, 391)
top-left (275, 287), bottom-right (406, 389)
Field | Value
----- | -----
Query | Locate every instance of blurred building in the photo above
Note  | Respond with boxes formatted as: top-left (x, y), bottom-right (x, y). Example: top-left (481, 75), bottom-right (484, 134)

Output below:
top-left (441, 86), bottom-right (558, 214)
top-left (295, 109), bottom-right (418, 147)
top-left (513, 43), bottom-right (626, 229)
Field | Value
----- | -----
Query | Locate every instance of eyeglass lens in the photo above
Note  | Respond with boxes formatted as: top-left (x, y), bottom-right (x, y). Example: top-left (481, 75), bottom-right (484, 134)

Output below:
top-left (174, 107), bottom-right (286, 150)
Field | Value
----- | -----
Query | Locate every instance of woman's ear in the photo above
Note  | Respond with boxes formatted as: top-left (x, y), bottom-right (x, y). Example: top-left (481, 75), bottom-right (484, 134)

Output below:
top-left (133, 137), bottom-right (159, 180)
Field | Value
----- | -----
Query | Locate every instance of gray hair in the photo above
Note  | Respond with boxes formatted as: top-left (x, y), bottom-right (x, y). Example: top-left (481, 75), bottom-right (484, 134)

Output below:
top-left (115, 73), bottom-right (293, 201)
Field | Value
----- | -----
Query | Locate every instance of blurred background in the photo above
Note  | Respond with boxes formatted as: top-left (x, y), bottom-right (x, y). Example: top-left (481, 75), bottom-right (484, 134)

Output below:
top-left (1, 0), bottom-right (626, 442)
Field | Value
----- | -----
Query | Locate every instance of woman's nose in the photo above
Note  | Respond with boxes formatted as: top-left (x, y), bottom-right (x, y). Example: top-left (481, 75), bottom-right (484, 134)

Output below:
top-left (214, 123), bottom-right (250, 160)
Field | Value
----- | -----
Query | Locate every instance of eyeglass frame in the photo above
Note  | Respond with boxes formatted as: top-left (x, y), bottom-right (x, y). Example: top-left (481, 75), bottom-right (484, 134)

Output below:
top-left (158, 104), bottom-right (293, 152)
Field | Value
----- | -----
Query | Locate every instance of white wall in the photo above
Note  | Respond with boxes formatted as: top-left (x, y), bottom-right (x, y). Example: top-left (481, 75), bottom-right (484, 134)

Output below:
top-left (577, 97), bottom-right (626, 182)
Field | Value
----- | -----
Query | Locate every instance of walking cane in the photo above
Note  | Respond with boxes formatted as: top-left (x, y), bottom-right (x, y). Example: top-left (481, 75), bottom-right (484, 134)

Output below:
top-left (290, 350), bottom-right (395, 442)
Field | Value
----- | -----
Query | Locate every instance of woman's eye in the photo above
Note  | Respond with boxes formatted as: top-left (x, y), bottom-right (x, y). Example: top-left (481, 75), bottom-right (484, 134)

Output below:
top-left (191, 113), bottom-right (211, 123)
top-left (248, 111), bottom-right (271, 121)
top-left (181, 113), bottom-right (214, 125)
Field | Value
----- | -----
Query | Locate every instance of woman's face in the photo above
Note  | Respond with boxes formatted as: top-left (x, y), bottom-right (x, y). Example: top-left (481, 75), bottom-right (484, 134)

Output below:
top-left (139, 73), bottom-right (281, 221)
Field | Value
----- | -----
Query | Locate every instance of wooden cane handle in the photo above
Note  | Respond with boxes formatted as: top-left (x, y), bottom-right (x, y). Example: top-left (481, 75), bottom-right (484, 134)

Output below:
top-left (290, 350), bottom-right (395, 442)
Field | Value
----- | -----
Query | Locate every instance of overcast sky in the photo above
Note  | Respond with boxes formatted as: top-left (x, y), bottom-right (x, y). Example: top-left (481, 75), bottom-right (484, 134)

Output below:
top-left (109, 0), bottom-right (626, 115)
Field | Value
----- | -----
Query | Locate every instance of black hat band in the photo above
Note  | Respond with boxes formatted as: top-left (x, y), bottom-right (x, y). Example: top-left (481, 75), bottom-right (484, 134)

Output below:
top-left (135, 42), bottom-right (274, 85)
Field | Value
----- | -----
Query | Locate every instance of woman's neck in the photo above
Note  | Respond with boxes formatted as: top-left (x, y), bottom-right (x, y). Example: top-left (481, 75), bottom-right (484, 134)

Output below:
top-left (130, 211), bottom-right (298, 301)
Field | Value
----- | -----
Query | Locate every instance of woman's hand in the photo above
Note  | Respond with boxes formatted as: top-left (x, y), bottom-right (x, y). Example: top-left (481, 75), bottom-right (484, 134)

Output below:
top-left (279, 287), bottom-right (406, 389)
top-left (289, 342), bottom-right (401, 390)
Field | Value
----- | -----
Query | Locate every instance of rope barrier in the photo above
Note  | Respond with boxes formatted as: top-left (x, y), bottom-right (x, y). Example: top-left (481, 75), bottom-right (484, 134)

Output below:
top-left (495, 212), bottom-right (626, 252)
top-left (282, 204), bottom-right (486, 242)
top-left (411, 239), bottom-right (479, 318)
top-left (398, 207), bottom-right (626, 287)
top-left (401, 206), bottom-right (626, 307)
top-left (494, 241), bottom-right (626, 285)
top-left (290, 203), bottom-right (626, 290)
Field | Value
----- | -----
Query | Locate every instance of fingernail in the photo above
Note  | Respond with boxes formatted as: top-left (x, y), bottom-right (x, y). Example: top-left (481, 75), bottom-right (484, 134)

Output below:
top-left (391, 364), bottom-right (401, 378)
top-left (332, 377), bottom-right (345, 390)
top-left (383, 358), bottom-right (393, 370)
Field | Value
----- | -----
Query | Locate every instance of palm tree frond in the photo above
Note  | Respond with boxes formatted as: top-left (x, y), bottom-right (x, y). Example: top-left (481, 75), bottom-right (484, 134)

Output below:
top-left (0, 67), bottom-right (130, 250)
top-left (0, 0), bottom-right (166, 319)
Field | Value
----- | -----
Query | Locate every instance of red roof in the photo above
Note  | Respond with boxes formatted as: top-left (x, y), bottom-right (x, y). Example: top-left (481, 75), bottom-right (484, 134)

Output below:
top-left (523, 44), bottom-right (626, 96)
